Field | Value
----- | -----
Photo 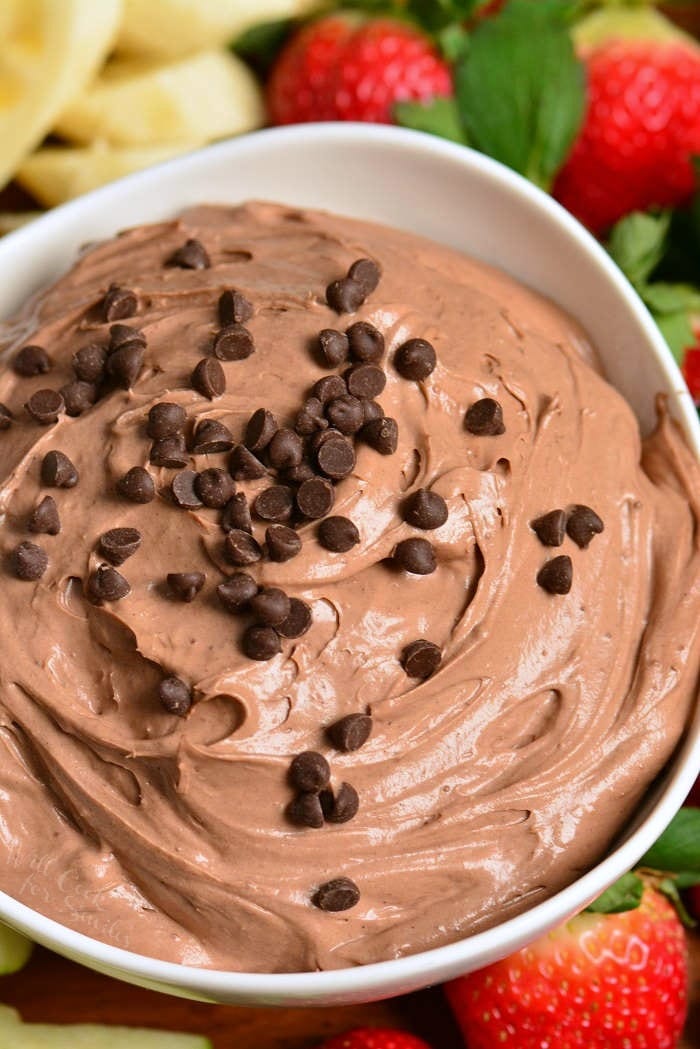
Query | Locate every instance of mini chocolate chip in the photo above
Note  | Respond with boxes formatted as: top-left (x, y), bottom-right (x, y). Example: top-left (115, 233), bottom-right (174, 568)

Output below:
top-left (347, 321), bottom-right (385, 363)
top-left (360, 416), bottom-right (398, 455)
top-left (102, 284), bottom-right (137, 322)
top-left (465, 397), bottom-right (505, 436)
top-left (318, 515), bottom-right (360, 553)
top-left (229, 444), bottom-right (266, 480)
top-left (401, 639), bottom-right (442, 679)
top-left (290, 751), bottom-right (330, 792)
top-left (276, 597), bottom-right (312, 638)
top-left (313, 375), bottom-right (347, 405)
top-left (566, 505), bottom-right (604, 549)
top-left (60, 381), bottom-right (97, 417)
top-left (326, 394), bottom-right (364, 435)
top-left (150, 435), bottom-right (189, 469)
top-left (531, 509), bottom-right (567, 547)
top-left (361, 399), bottom-right (384, 423)
top-left (348, 258), bottom-right (381, 295)
top-left (313, 877), bottom-right (360, 912)
top-left (316, 435), bottom-right (355, 479)
top-left (25, 389), bottom-right (64, 425)
top-left (283, 462), bottom-right (317, 486)
top-left (191, 357), bottom-right (225, 399)
top-left (86, 565), bottom-right (130, 604)
top-left (171, 470), bottom-right (202, 509)
top-left (109, 324), bottom-right (146, 351)
top-left (28, 495), bottom-right (60, 535)
top-left (250, 586), bottom-right (291, 626)
top-left (117, 466), bottom-right (154, 503)
top-left (242, 624), bottom-right (281, 661)
top-left (320, 782), bottom-right (359, 824)
top-left (219, 289), bottom-right (253, 326)
top-left (159, 677), bottom-right (191, 716)
top-left (394, 338), bottom-right (437, 381)
top-left (11, 541), bottom-right (48, 581)
top-left (41, 450), bottom-right (78, 488)
top-left (167, 571), bottom-right (205, 602)
top-left (221, 493), bottom-right (252, 534)
top-left (147, 402), bottom-right (186, 440)
top-left (224, 529), bottom-right (262, 566)
top-left (0, 403), bottom-right (13, 430)
top-left (245, 408), bottom-right (278, 452)
top-left (327, 713), bottom-right (372, 753)
top-left (537, 555), bottom-right (573, 595)
top-left (404, 489), bottom-right (448, 530)
top-left (195, 468), bottom-right (235, 508)
top-left (191, 418), bottom-right (234, 454)
top-left (266, 524), bottom-right (302, 562)
top-left (99, 527), bottom-right (142, 565)
top-left (296, 477), bottom-right (335, 519)
top-left (168, 238), bottom-right (210, 269)
top-left (213, 323), bottom-right (255, 361)
top-left (295, 397), bottom-right (328, 436)
top-left (106, 343), bottom-right (144, 388)
top-left (13, 345), bottom-right (51, 376)
top-left (393, 537), bottom-right (436, 575)
top-left (345, 363), bottom-right (386, 400)
top-left (288, 793), bottom-right (324, 829)
top-left (268, 428), bottom-right (304, 469)
top-left (254, 485), bottom-right (294, 523)
top-left (326, 277), bottom-right (365, 313)
top-left (217, 572), bottom-right (258, 613)
top-left (318, 329), bottom-right (349, 367)
top-left (73, 343), bottom-right (107, 383)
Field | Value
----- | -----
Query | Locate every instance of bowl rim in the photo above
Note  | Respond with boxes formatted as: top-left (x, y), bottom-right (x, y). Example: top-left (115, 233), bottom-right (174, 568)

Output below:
top-left (0, 122), bottom-right (698, 999)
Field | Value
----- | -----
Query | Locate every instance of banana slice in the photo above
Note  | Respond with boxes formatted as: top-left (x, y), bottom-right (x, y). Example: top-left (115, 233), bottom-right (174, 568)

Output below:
top-left (55, 50), bottom-right (265, 147)
top-left (0, 0), bottom-right (121, 190)
top-left (17, 142), bottom-right (200, 208)
top-left (117, 0), bottom-right (322, 58)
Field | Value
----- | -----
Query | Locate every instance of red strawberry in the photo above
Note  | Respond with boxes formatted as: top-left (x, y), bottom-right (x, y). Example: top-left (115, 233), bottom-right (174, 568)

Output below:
top-left (553, 9), bottom-right (700, 234)
top-left (267, 16), bottom-right (452, 126)
top-left (445, 885), bottom-right (688, 1049)
top-left (316, 1029), bottom-right (432, 1049)
top-left (682, 345), bottom-right (700, 404)
top-left (266, 15), bottom-right (355, 125)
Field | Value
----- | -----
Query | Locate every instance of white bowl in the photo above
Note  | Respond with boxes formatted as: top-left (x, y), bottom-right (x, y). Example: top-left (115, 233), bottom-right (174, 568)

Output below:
top-left (0, 124), bottom-right (698, 1006)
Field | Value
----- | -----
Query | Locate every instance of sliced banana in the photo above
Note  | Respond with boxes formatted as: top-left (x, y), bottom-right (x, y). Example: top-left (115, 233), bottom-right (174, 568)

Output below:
top-left (17, 142), bottom-right (200, 208)
top-left (0, 0), bottom-right (122, 190)
top-left (55, 50), bottom-right (265, 147)
top-left (116, 0), bottom-right (323, 58)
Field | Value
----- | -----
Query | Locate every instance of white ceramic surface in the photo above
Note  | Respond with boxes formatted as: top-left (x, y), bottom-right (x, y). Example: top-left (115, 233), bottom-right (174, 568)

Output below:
top-left (0, 124), bottom-right (698, 1006)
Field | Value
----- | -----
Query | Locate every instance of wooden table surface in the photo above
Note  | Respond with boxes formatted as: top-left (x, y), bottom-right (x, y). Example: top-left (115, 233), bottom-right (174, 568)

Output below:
top-left (1, 935), bottom-right (698, 1048)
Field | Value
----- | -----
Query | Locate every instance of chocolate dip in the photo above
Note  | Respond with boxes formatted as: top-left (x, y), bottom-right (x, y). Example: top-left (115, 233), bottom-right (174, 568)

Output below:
top-left (0, 202), bottom-right (698, 972)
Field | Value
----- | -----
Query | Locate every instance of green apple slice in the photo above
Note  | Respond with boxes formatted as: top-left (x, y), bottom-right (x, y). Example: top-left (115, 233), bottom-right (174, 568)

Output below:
top-left (0, 924), bottom-right (33, 974)
top-left (0, 1005), bottom-right (212, 1047)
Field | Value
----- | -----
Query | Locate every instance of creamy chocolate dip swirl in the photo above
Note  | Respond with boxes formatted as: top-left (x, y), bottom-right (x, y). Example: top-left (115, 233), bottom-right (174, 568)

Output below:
top-left (0, 202), bottom-right (698, 971)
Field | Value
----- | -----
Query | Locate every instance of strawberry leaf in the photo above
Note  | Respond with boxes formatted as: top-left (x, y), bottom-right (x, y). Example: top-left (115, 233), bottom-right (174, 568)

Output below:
top-left (657, 877), bottom-right (697, 930)
top-left (395, 97), bottom-right (468, 143)
top-left (607, 211), bottom-right (671, 288)
top-left (455, 0), bottom-right (585, 189)
top-left (640, 807), bottom-right (700, 873)
top-left (652, 308), bottom-right (696, 363)
top-left (586, 871), bottom-right (644, 914)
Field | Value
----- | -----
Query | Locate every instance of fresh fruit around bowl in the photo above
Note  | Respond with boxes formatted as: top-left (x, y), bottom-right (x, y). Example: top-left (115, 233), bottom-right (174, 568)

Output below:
top-left (267, 14), bottom-right (453, 125)
top-left (0, 0), bottom-right (121, 190)
top-left (445, 883), bottom-right (688, 1049)
top-left (0, 924), bottom-right (32, 975)
top-left (315, 1029), bottom-right (433, 1049)
top-left (553, 7), bottom-right (700, 234)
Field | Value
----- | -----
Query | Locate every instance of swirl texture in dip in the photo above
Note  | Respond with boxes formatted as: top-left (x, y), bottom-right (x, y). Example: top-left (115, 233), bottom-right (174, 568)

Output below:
top-left (0, 202), bottom-right (698, 972)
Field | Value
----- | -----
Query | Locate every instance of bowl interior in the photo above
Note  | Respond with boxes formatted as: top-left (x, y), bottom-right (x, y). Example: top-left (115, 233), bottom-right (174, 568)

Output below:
top-left (0, 124), bottom-right (698, 1006)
